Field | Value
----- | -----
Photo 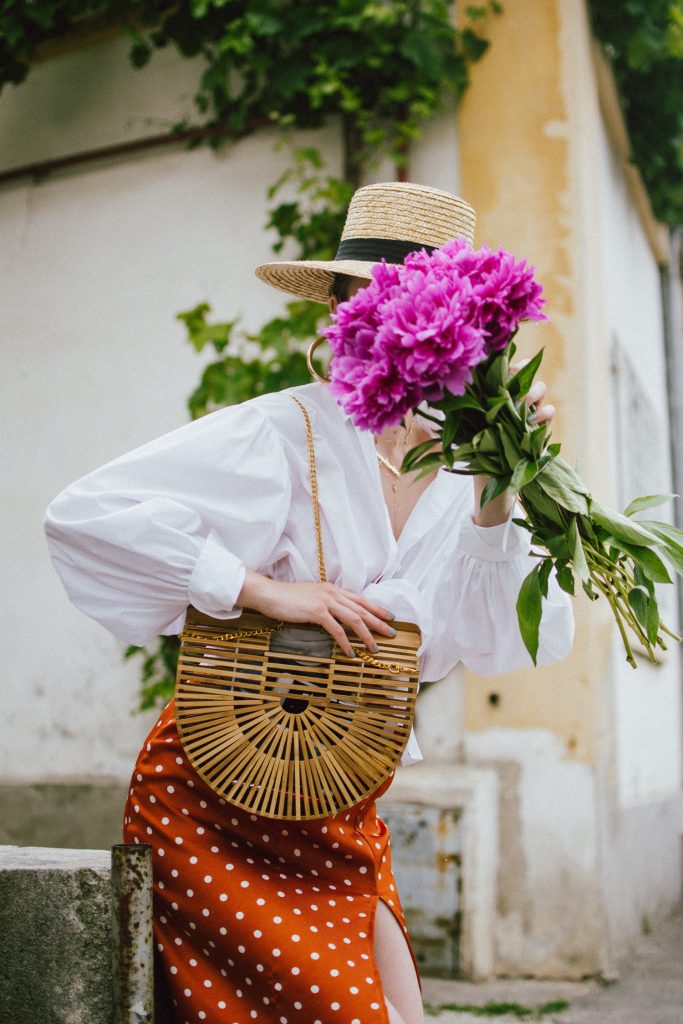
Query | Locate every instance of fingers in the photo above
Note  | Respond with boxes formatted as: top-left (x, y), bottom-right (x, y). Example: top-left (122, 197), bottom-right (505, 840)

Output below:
top-left (318, 588), bottom-right (396, 655)
top-left (526, 380), bottom-right (546, 408)
top-left (330, 602), bottom-right (378, 653)
top-left (519, 378), bottom-right (555, 426)
top-left (336, 593), bottom-right (396, 635)
top-left (339, 589), bottom-right (394, 620)
top-left (530, 402), bottom-right (555, 425)
top-left (319, 611), bottom-right (357, 657)
top-left (254, 580), bottom-right (397, 657)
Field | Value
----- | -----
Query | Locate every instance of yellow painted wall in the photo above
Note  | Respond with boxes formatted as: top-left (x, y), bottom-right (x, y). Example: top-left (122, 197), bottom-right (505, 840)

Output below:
top-left (457, 0), bottom-right (617, 763)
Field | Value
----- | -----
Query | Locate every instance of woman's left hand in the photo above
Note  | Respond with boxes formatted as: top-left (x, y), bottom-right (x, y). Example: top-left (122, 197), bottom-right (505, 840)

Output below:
top-left (522, 372), bottom-right (555, 426)
top-left (472, 361), bottom-right (555, 526)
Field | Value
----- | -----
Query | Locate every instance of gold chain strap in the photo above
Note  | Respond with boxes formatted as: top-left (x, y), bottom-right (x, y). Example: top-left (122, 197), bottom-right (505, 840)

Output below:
top-left (183, 622), bottom-right (283, 643)
top-left (183, 396), bottom-right (402, 673)
top-left (290, 395), bottom-right (327, 584)
top-left (353, 649), bottom-right (401, 674)
top-left (183, 621), bottom-right (399, 672)
top-left (290, 395), bottom-right (401, 675)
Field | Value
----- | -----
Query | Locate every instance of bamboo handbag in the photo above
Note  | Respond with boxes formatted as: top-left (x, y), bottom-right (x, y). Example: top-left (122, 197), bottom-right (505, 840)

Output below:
top-left (174, 395), bottom-right (421, 820)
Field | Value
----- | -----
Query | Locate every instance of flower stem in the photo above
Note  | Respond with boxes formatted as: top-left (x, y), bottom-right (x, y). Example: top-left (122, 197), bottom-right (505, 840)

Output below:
top-left (659, 621), bottom-right (683, 642)
top-left (588, 571), bottom-right (639, 668)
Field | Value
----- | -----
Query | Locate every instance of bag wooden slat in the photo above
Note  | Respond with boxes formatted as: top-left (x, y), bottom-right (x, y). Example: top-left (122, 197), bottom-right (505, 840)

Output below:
top-left (174, 397), bottom-right (420, 820)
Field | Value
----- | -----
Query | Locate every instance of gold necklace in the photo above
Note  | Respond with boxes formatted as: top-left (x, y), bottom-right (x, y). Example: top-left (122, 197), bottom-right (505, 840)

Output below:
top-left (374, 413), bottom-right (415, 478)
top-left (374, 416), bottom-right (416, 533)
top-left (375, 450), bottom-right (402, 478)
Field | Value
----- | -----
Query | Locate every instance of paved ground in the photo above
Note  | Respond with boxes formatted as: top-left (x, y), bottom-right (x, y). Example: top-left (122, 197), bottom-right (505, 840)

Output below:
top-left (423, 903), bottom-right (683, 1023)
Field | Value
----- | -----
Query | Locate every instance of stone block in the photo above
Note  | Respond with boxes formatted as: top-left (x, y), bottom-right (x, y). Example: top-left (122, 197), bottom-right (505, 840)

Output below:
top-left (0, 846), bottom-right (112, 1024)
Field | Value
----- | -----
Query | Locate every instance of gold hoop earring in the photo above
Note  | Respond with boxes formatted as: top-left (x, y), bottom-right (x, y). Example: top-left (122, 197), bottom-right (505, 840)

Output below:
top-left (306, 336), bottom-right (331, 385)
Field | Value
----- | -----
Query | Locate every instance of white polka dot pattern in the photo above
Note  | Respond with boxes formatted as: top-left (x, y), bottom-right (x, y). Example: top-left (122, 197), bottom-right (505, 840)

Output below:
top-left (123, 700), bottom-right (420, 1023)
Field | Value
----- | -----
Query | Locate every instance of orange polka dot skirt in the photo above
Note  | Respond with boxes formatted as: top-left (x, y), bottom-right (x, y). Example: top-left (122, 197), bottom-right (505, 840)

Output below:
top-left (123, 699), bottom-right (421, 1024)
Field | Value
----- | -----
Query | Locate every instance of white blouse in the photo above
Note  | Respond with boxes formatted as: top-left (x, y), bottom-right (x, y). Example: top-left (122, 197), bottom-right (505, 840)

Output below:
top-left (44, 381), bottom-right (574, 766)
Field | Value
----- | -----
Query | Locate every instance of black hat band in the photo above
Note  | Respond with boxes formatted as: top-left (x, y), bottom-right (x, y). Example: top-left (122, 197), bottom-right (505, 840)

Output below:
top-left (334, 236), bottom-right (436, 264)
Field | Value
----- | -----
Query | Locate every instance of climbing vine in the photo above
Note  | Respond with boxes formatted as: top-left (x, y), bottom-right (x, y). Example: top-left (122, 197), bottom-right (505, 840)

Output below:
top-left (3, 3), bottom-right (680, 219)
top-left (0, 1), bottom-right (498, 178)
top-left (588, 0), bottom-right (683, 225)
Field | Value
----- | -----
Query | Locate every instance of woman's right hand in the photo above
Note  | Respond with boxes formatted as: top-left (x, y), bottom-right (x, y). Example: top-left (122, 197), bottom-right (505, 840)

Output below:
top-left (237, 571), bottom-right (396, 657)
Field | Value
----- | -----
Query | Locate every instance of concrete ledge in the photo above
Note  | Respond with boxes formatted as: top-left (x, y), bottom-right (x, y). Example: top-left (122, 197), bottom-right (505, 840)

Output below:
top-left (0, 845), bottom-right (113, 1024)
top-left (380, 763), bottom-right (499, 979)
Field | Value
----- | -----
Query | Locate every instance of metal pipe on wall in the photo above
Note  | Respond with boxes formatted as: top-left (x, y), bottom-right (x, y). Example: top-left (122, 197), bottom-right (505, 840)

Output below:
top-left (111, 843), bottom-right (154, 1024)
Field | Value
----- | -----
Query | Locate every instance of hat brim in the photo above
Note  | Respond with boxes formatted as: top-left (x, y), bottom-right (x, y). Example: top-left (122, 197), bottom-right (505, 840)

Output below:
top-left (254, 259), bottom-right (375, 304)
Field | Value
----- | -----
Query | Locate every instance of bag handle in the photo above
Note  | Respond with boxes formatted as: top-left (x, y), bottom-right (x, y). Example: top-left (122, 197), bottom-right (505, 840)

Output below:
top-left (290, 395), bottom-right (327, 583)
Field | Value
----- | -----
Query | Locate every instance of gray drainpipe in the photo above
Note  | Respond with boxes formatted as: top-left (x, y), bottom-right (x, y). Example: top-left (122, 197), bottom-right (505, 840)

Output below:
top-left (660, 228), bottom-right (683, 688)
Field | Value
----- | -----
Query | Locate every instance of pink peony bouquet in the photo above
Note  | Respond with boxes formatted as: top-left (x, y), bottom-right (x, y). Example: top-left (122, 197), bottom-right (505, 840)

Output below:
top-left (325, 239), bottom-right (683, 668)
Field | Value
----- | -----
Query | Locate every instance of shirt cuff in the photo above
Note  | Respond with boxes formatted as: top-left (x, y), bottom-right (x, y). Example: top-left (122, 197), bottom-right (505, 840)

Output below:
top-left (187, 530), bottom-right (246, 617)
top-left (459, 514), bottom-right (527, 562)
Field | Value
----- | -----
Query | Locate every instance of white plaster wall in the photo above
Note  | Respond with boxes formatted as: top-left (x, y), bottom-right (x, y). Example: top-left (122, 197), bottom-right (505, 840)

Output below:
top-left (596, 110), bottom-right (682, 810)
top-left (0, 33), bottom-right (460, 781)
top-left (465, 729), bottom-right (605, 977)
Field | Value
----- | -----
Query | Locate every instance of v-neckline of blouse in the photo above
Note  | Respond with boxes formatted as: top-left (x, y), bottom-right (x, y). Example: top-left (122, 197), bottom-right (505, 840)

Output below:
top-left (313, 381), bottom-right (451, 552)
top-left (362, 428), bottom-right (443, 550)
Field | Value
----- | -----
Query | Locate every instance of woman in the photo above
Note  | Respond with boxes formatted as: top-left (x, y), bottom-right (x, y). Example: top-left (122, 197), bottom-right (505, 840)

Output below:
top-left (45, 182), bottom-right (574, 1024)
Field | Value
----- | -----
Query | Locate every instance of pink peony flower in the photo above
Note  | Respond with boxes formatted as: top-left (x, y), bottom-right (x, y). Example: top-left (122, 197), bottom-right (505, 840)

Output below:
top-left (325, 238), bottom-right (547, 433)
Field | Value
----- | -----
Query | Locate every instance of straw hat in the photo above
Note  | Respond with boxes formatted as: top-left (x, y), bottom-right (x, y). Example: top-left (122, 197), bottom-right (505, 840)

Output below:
top-left (255, 181), bottom-right (476, 304)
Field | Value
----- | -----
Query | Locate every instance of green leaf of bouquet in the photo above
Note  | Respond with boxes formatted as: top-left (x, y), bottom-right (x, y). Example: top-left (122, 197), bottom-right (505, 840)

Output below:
top-left (536, 460), bottom-right (590, 515)
top-left (508, 348), bottom-right (544, 399)
top-left (451, 442), bottom-right (477, 463)
top-left (634, 564), bottom-right (655, 596)
top-left (485, 395), bottom-right (509, 424)
top-left (402, 439), bottom-right (438, 471)
top-left (510, 458), bottom-right (541, 494)
top-left (569, 518), bottom-right (590, 583)
top-left (627, 586), bottom-right (650, 629)
top-left (521, 481), bottom-right (567, 527)
top-left (650, 537), bottom-right (683, 576)
top-left (497, 422), bottom-right (523, 471)
top-left (646, 593), bottom-right (660, 646)
top-left (471, 455), bottom-right (506, 476)
top-left (480, 474), bottom-right (512, 509)
top-left (529, 424), bottom-right (550, 461)
top-left (442, 415), bottom-right (459, 451)
top-left (538, 558), bottom-right (553, 599)
top-left (555, 565), bottom-right (575, 595)
top-left (412, 452), bottom-right (447, 480)
top-left (610, 539), bottom-right (672, 584)
top-left (438, 393), bottom-right (484, 413)
top-left (516, 566), bottom-right (543, 665)
top-left (623, 493), bottom-right (676, 517)
top-left (591, 502), bottom-right (660, 547)
top-left (484, 353), bottom-right (507, 391)
top-left (546, 534), bottom-right (572, 560)
top-left (472, 428), bottom-right (499, 454)
top-left (639, 519), bottom-right (683, 556)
